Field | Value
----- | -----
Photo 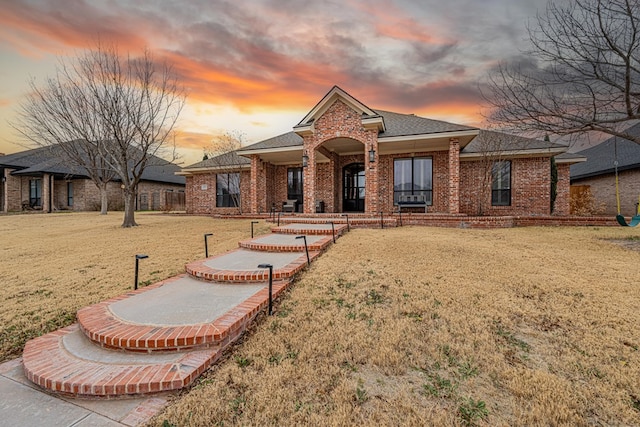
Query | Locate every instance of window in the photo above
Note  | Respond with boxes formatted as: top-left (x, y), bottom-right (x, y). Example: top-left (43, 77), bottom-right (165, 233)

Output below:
top-left (216, 173), bottom-right (240, 207)
top-left (67, 182), bottom-right (74, 207)
top-left (492, 160), bottom-right (511, 206)
top-left (29, 179), bottom-right (42, 207)
top-left (287, 167), bottom-right (303, 209)
top-left (393, 157), bottom-right (433, 204)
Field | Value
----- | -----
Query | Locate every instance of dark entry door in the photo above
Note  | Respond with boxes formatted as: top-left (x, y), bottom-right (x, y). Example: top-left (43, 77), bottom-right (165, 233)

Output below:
top-left (343, 163), bottom-right (365, 212)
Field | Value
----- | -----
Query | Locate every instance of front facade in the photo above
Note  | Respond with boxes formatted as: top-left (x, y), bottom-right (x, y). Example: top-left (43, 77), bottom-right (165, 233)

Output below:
top-left (0, 145), bottom-right (186, 213)
top-left (182, 86), bottom-right (574, 216)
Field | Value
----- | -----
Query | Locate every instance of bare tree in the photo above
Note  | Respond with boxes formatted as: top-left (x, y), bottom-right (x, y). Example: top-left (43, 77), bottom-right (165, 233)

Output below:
top-left (466, 131), bottom-right (514, 215)
top-left (485, 0), bottom-right (640, 144)
top-left (12, 43), bottom-right (185, 226)
top-left (205, 131), bottom-right (248, 212)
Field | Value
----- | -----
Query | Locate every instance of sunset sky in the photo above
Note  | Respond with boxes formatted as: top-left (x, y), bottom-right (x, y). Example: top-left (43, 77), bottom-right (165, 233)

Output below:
top-left (0, 0), bottom-right (550, 166)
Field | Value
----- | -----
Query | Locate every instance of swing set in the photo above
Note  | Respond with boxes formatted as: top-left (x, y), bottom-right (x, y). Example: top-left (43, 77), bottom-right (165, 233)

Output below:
top-left (613, 137), bottom-right (640, 227)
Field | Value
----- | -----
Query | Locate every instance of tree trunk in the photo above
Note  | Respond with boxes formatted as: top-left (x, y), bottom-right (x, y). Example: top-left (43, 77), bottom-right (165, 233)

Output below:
top-left (99, 183), bottom-right (108, 215)
top-left (121, 188), bottom-right (138, 227)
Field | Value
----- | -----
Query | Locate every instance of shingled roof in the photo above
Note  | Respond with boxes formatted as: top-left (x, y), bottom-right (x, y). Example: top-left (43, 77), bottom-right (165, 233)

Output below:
top-left (463, 130), bottom-right (568, 154)
top-left (183, 151), bottom-right (251, 170)
top-left (571, 124), bottom-right (640, 180)
top-left (375, 110), bottom-right (477, 137)
top-left (0, 143), bottom-right (185, 185)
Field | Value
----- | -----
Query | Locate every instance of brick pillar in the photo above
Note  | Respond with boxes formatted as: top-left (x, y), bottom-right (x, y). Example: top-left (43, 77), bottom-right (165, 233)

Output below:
top-left (554, 163), bottom-right (571, 215)
top-left (448, 138), bottom-right (460, 214)
top-left (250, 155), bottom-right (265, 214)
top-left (365, 140), bottom-right (379, 214)
top-left (42, 173), bottom-right (51, 213)
top-left (303, 149), bottom-right (316, 214)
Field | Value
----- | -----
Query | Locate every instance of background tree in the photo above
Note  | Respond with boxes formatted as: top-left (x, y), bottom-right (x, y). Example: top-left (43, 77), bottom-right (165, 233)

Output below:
top-left (204, 131), bottom-right (247, 212)
top-left (13, 43), bottom-right (185, 226)
top-left (485, 0), bottom-right (640, 144)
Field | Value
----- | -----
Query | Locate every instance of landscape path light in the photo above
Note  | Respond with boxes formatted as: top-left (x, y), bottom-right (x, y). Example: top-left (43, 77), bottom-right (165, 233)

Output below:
top-left (327, 221), bottom-right (336, 243)
top-left (134, 254), bottom-right (148, 290)
top-left (295, 235), bottom-right (310, 266)
top-left (251, 221), bottom-right (259, 238)
top-left (257, 263), bottom-right (274, 315)
top-left (341, 213), bottom-right (350, 232)
top-left (204, 233), bottom-right (213, 258)
top-left (379, 211), bottom-right (384, 229)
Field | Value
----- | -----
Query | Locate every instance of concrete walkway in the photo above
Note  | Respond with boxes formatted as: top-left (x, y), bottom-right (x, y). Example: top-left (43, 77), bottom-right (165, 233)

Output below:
top-left (2, 218), bottom-right (347, 425)
top-left (0, 358), bottom-right (166, 426)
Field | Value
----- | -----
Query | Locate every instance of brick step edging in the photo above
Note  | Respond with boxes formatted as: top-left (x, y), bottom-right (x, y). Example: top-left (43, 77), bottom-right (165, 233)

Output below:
top-left (22, 324), bottom-right (221, 398)
top-left (77, 276), bottom-right (290, 352)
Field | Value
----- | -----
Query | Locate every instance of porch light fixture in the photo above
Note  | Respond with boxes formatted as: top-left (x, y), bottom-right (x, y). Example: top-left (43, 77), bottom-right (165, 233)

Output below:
top-left (368, 147), bottom-right (376, 163)
top-left (302, 151), bottom-right (309, 168)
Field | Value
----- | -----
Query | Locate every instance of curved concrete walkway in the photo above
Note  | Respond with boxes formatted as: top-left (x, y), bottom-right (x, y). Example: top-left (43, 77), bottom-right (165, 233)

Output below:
top-left (4, 217), bottom-right (349, 425)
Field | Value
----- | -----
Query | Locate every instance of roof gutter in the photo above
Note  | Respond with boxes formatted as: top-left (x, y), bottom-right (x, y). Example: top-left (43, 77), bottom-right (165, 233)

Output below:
top-left (236, 145), bottom-right (303, 157)
top-left (460, 146), bottom-right (567, 160)
top-left (378, 129), bottom-right (479, 143)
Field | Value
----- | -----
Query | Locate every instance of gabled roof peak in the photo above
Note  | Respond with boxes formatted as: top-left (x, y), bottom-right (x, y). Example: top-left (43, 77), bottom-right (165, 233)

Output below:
top-left (294, 86), bottom-right (385, 135)
top-left (295, 86), bottom-right (378, 127)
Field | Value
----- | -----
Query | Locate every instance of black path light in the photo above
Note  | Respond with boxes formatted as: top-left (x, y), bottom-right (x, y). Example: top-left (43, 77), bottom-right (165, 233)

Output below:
top-left (277, 211), bottom-right (282, 227)
top-left (257, 263), bottom-right (274, 315)
top-left (398, 208), bottom-right (403, 227)
top-left (134, 254), bottom-right (148, 290)
top-left (379, 211), bottom-right (384, 229)
top-left (251, 221), bottom-right (259, 238)
top-left (327, 221), bottom-right (336, 243)
top-left (204, 233), bottom-right (213, 258)
top-left (341, 213), bottom-right (350, 232)
top-left (295, 235), bottom-right (310, 266)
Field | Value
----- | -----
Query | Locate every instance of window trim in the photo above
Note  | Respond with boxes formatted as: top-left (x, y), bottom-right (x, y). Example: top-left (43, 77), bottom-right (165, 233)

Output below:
top-left (491, 160), bottom-right (512, 206)
top-left (393, 157), bottom-right (433, 205)
top-left (67, 181), bottom-right (74, 207)
top-left (29, 179), bottom-right (42, 207)
top-left (216, 172), bottom-right (241, 208)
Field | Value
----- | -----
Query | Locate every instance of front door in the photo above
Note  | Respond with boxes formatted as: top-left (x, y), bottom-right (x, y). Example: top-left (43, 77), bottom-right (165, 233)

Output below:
top-left (343, 163), bottom-right (365, 212)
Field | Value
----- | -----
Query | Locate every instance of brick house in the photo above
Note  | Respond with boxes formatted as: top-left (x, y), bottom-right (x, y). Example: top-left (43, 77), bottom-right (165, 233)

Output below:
top-left (571, 126), bottom-right (640, 216)
top-left (0, 144), bottom-right (185, 213)
top-left (181, 86), bottom-right (577, 216)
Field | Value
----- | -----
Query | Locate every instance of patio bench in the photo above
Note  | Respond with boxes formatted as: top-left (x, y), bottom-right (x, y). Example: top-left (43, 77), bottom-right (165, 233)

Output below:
top-left (397, 194), bottom-right (428, 213)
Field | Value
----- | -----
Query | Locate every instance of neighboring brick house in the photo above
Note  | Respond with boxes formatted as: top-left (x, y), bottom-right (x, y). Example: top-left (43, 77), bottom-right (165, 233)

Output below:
top-left (0, 144), bottom-right (185, 213)
top-left (571, 126), bottom-right (640, 216)
top-left (181, 86), bottom-right (577, 216)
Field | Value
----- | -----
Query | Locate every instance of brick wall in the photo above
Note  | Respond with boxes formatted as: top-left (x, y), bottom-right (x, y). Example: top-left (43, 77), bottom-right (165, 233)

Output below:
top-left (302, 99), bottom-right (378, 213)
top-left (186, 171), bottom-right (250, 214)
top-left (572, 168), bottom-right (640, 216)
top-left (460, 157), bottom-right (552, 216)
top-left (3, 169), bottom-right (22, 211)
top-left (555, 163), bottom-right (571, 215)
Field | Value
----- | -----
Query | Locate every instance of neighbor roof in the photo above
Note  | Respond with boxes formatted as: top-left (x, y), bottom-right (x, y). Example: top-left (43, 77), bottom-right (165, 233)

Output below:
top-left (571, 124), bottom-right (640, 180)
top-left (0, 143), bottom-right (185, 185)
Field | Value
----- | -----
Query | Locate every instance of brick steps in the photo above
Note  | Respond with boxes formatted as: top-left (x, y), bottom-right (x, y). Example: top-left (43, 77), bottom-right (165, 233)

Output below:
top-left (185, 249), bottom-right (317, 283)
top-left (238, 234), bottom-right (333, 252)
top-left (21, 218), bottom-right (349, 398)
top-left (272, 223), bottom-right (349, 235)
top-left (77, 276), bottom-right (289, 352)
top-left (23, 324), bottom-right (221, 398)
top-left (275, 216), bottom-right (397, 227)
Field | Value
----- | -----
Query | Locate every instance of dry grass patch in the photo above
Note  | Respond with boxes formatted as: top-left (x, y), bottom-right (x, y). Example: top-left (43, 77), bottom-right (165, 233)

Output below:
top-left (152, 226), bottom-right (640, 426)
top-left (0, 212), bottom-right (271, 362)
